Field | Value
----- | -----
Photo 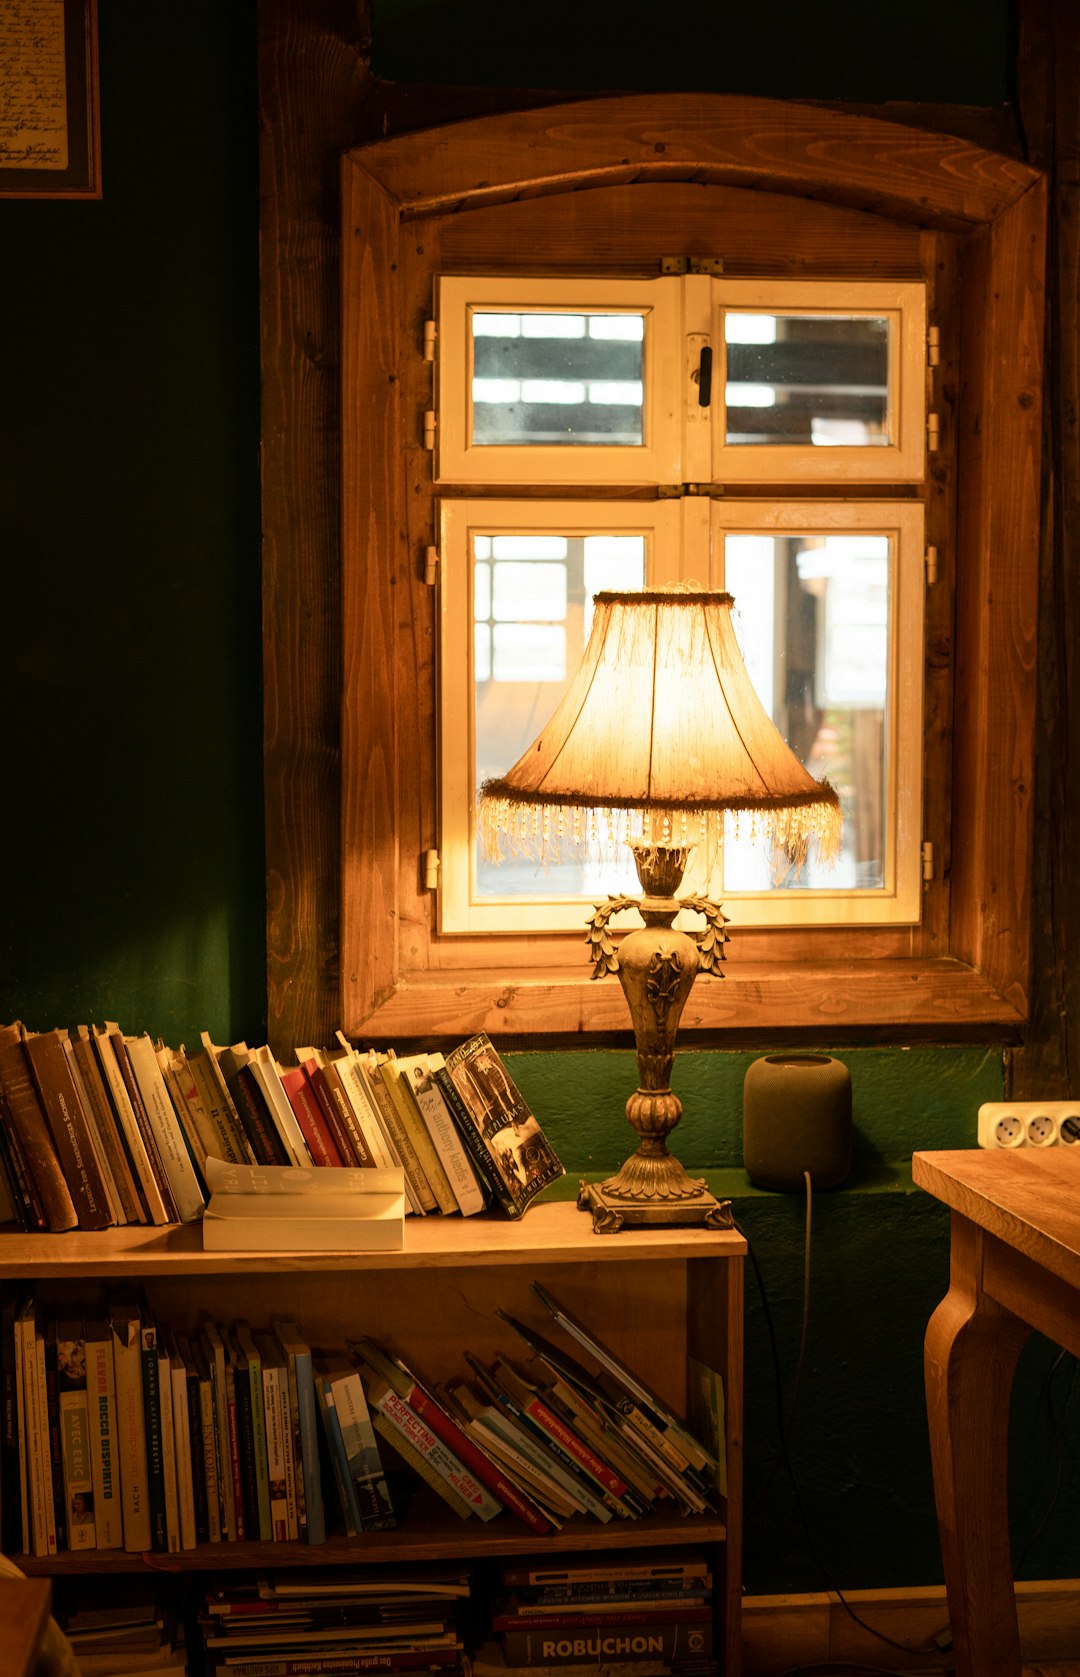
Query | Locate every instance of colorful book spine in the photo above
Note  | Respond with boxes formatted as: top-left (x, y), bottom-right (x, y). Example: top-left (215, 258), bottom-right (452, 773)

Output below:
top-left (313, 1365), bottom-right (362, 1537)
top-left (363, 1373), bottom-right (499, 1520)
top-left (326, 1362), bottom-right (396, 1532)
top-left (275, 1320), bottom-right (325, 1546)
top-left (234, 1324), bottom-right (272, 1540)
top-left (56, 1318), bottom-right (95, 1549)
top-left (139, 1313), bottom-right (169, 1552)
top-left (20, 1027), bottom-right (113, 1229)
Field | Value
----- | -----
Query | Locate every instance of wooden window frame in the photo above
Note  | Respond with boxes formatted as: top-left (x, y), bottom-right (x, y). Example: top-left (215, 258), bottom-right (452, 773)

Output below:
top-left (339, 94), bottom-right (1044, 1043)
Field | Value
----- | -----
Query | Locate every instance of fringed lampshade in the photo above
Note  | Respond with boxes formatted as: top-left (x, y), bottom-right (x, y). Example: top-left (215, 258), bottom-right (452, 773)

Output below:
top-left (478, 585), bottom-right (842, 1233)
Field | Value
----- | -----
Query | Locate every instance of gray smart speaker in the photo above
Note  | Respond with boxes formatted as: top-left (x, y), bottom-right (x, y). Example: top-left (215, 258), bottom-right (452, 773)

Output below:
top-left (742, 1053), bottom-right (852, 1192)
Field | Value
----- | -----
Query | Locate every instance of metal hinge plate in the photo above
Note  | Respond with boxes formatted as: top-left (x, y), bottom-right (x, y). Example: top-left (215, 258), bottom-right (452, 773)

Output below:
top-left (661, 256), bottom-right (724, 275)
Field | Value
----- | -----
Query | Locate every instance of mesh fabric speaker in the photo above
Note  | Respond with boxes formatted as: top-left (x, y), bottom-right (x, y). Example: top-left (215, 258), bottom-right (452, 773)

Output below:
top-left (742, 1053), bottom-right (852, 1192)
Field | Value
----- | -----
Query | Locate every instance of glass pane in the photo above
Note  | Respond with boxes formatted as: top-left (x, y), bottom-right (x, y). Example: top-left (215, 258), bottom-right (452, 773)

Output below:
top-left (724, 531), bottom-right (891, 890)
top-left (471, 311), bottom-right (645, 446)
top-left (724, 313), bottom-right (890, 447)
top-left (474, 532), bottom-right (646, 900)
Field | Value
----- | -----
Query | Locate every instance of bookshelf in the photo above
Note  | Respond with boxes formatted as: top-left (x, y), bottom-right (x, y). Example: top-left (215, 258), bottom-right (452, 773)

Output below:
top-left (1, 1201), bottom-right (745, 1676)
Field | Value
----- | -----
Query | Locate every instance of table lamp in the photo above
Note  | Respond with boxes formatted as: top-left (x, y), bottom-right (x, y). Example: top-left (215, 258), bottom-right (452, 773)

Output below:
top-left (479, 584), bottom-right (842, 1232)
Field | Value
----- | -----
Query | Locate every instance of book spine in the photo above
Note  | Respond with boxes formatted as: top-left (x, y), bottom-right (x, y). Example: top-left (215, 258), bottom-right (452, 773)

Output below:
top-left (0, 1028), bottom-right (79, 1231)
top-left (318, 1060), bottom-right (378, 1168)
top-left (186, 1049), bottom-right (253, 1165)
top-left (231, 1346), bottom-right (260, 1541)
top-left (314, 1377), bottom-right (362, 1536)
top-left (519, 1388), bottom-right (635, 1504)
top-left (223, 1350), bottom-right (246, 1541)
top-left (182, 1350), bottom-right (210, 1545)
top-left (499, 1621), bottom-right (712, 1665)
top-left (370, 1409), bottom-right (472, 1521)
top-left (88, 1029), bottom-right (166, 1224)
top-left (58, 1328), bottom-right (97, 1551)
top-left (380, 1062), bottom-right (457, 1215)
top-left (108, 1032), bottom-right (179, 1222)
top-left (125, 1035), bottom-right (206, 1221)
top-left (362, 1058), bottom-right (435, 1213)
top-left (328, 1369), bottom-right (395, 1532)
top-left (26, 1318), bottom-right (56, 1554)
top-left (430, 1066), bottom-right (511, 1215)
top-left (238, 1336), bottom-right (272, 1540)
top-left (331, 1042), bottom-right (398, 1169)
top-left (301, 1060), bottom-right (363, 1168)
top-left (156, 1341), bottom-right (181, 1553)
top-left (411, 1076), bottom-right (486, 1215)
top-left (84, 1321), bottom-right (124, 1542)
top-left (139, 1320), bottom-right (168, 1552)
top-left (197, 1360), bottom-right (222, 1544)
top-left (291, 1348), bottom-right (325, 1545)
top-left (370, 1384), bottom-right (499, 1519)
top-left (0, 1086), bottom-right (48, 1231)
top-left (231, 1065), bottom-right (291, 1166)
top-left (203, 1324), bottom-right (237, 1540)
top-left (42, 1322), bottom-right (67, 1551)
top-left (109, 1306), bottom-right (151, 1552)
top-left (213, 1653), bottom-right (462, 1676)
top-left (70, 1029), bottom-right (144, 1223)
top-left (279, 1066), bottom-right (344, 1168)
top-left (278, 1360), bottom-right (301, 1542)
top-left (168, 1352), bottom-right (197, 1550)
top-left (260, 1360), bottom-right (290, 1541)
top-left (1, 1300), bottom-right (24, 1552)
top-left (493, 1606), bottom-right (713, 1632)
top-left (21, 1029), bottom-right (113, 1229)
top-left (404, 1381), bottom-right (551, 1535)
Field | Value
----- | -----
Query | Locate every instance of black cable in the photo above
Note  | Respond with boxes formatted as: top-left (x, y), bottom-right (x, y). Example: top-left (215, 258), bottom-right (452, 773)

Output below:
top-left (734, 1196), bottom-right (942, 1660)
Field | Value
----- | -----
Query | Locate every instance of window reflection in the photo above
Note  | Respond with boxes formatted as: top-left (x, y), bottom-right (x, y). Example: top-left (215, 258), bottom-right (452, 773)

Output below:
top-left (724, 313), bottom-right (891, 447)
top-left (471, 312), bottom-right (646, 446)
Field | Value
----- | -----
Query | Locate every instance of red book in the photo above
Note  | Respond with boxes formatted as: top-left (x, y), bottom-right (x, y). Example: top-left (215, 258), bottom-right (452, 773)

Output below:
top-left (301, 1058), bottom-right (363, 1167)
top-left (354, 1338), bottom-right (551, 1535)
top-left (279, 1065), bottom-right (344, 1167)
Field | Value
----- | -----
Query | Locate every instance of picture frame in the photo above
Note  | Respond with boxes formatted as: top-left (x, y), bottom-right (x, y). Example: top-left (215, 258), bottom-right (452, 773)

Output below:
top-left (0, 0), bottom-right (101, 200)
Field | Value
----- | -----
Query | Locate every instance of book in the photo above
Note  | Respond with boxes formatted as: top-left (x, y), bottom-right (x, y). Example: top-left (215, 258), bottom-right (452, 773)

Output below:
top-left (400, 1054), bottom-right (487, 1216)
top-left (278, 1063), bottom-right (345, 1168)
top-left (177, 1335), bottom-right (210, 1545)
top-left (313, 1360), bottom-right (362, 1537)
top-left (89, 1026), bottom-right (170, 1224)
top-left (498, 1617), bottom-right (713, 1666)
top-left (156, 1042), bottom-right (214, 1187)
top-left (108, 1292), bottom-right (152, 1553)
top-left (687, 1354), bottom-right (726, 1500)
top-left (274, 1319), bottom-right (325, 1545)
top-left (248, 1045), bottom-right (315, 1167)
top-left (499, 1551), bottom-right (713, 1589)
top-left (352, 1338), bottom-right (552, 1536)
top-left (43, 1315), bottom-right (68, 1552)
top-left (165, 1334), bottom-right (198, 1550)
top-left (254, 1331), bottom-right (294, 1540)
top-left (379, 1055), bottom-right (458, 1215)
top-left (296, 1047), bottom-right (379, 1169)
top-left (13, 1295), bottom-right (38, 1553)
top-left (214, 1653), bottom-right (464, 1676)
top-left (0, 1023), bottom-right (85, 1232)
top-left (139, 1310), bottom-right (169, 1552)
top-left (437, 1035), bottom-right (564, 1216)
top-left (0, 1082), bottom-right (48, 1231)
top-left (490, 1355), bottom-right (644, 1515)
top-left (68, 1026), bottom-right (145, 1223)
top-left (322, 1356), bottom-right (396, 1532)
top-left (57, 1316), bottom-right (96, 1549)
top-left (155, 1332), bottom-right (181, 1553)
top-left (202, 1320), bottom-right (239, 1540)
top-left (202, 1191), bottom-right (405, 1252)
top-left (443, 1383), bottom-right (584, 1522)
top-left (359, 1051), bottom-right (434, 1214)
top-left (464, 1356), bottom-right (614, 1523)
top-left (189, 1332), bottom-right (223, 1543)
top-left (124, 1032), bottom-right (206, 1222)
top-left (20, 1025), bottom-right (115, 1228)
top-left (358, 1366), bottom-right (500, 1522)
top-left (332, 1033), bottom-right (401, 1170)
top-left (216, 1043), bottom-right (292, 1166)
top-left (104, 1027), bottom-right (179, 1222)
top-left (234, 1323), bottom-right (273, 1540)
top-left (1, 1295), bottom-right (24, 1552)
top-left (531, 1281), bottom-right (717, 1483)
top-left (31, 1308), bottom-right (58, 1555)
top-left (186, 1038), bottom-right (255, 1165)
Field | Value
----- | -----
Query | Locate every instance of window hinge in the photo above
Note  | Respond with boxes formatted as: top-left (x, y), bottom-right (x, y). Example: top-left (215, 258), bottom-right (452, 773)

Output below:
top-left (424, 545), bottom-right (439, 586)
top-left (658, 484), bottom-right (684, 499)
top-left (925, 545), bottom-right (939, 586)
top-left (927, 411), bottom-right (940, 451)
top-left (927, 325), bottom-right (941, 367)
top-left (423, 320), bottom-right (437, 361)
top-left (922, 841), bottom-right (934, 882)
top-left (422, 849), bottom-right (441, 891)
top-left (661, 255), bottom-right (724, 275)
top-left (423, 410), bottom-right (436, 450)
top-left (657, 483), bottom-right (714, 498)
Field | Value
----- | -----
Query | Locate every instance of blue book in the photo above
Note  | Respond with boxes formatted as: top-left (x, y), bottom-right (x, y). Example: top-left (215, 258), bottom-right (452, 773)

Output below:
top-left (313, 1358), bottom-right (362, 1537)
top-left (275, 1320), bottom-right (325, 1545)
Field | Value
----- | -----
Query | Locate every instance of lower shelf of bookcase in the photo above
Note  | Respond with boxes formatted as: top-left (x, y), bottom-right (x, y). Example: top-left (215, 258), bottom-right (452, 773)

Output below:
top-left (14, 1496), bottom-right (729, 1575)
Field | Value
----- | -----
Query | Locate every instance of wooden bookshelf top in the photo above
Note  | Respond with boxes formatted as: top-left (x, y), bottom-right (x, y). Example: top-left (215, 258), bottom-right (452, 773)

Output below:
top-left (0, 1198), bottom-right (746, 1277)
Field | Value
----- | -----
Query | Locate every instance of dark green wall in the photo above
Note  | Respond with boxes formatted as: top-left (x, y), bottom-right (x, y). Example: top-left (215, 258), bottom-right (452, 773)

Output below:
top-left (7, 0), bottom-right (1070, 1604)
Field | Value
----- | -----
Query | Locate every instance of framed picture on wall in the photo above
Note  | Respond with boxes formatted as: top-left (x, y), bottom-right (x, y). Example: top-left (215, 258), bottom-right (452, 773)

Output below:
top-left (0, 0), bottom-right (101, 199)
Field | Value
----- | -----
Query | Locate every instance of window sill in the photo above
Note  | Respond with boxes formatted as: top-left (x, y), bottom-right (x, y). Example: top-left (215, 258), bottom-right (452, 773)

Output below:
top-left (349, 956), bottom-right (1025, 1047)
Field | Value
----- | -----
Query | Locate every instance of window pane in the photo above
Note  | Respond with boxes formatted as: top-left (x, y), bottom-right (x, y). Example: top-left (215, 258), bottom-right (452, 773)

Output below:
top-left (724, 531), bottom-right (891, 891)
top-left (724, 313), bottom-right (890, 447)
top-left (474, 532), bottom-right (645, 899)
top-left (471, 311), bottom-right (646, 446)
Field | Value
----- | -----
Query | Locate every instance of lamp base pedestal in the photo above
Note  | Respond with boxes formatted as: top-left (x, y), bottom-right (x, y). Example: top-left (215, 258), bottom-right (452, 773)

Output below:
top-left (577, 1174), bottom-right (733, 1235)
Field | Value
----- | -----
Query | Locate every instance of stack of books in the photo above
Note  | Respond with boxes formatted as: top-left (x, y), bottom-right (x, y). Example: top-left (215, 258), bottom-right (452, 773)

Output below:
top-left (196, 1568), bottom-right (472, 1677)
top-left (201, 1157), bottom-right (406, 1252)
top-left (0, 1022), bottom-right (564, 1234)
top-left (476, 1550), bottom-right (716, 1677)
top-left (54, 1577), bottom-right (187, 1677)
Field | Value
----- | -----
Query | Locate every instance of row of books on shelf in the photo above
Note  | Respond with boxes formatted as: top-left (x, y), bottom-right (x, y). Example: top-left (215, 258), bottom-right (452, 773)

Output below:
top-left (2, 1281), bottom-right (724, 1561)
top-left (0, 1020), bottom-right (565, 1237)
top-left (192, 1549), bottom-right (719, 1677)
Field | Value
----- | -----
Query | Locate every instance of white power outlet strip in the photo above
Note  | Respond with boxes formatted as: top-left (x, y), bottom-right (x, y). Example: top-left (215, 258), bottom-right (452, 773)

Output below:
top-left (978, 1101), bottom-right (1080, 1149)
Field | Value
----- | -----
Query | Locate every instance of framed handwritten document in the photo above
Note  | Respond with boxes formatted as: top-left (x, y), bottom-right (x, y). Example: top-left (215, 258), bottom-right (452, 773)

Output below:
top-left (0, 0), bottom-right (101, 199)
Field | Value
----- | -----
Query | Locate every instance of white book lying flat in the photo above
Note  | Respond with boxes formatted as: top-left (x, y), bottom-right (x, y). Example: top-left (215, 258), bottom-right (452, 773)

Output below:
top-left (201, 1191), bottom-right (406, 1252)
top-left (203, 1157), bottom-right (404, 1197)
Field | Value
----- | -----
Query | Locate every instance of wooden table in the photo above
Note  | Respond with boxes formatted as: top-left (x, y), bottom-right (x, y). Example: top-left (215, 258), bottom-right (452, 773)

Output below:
top-left (913, 1148), bottom-right (1080, 1677)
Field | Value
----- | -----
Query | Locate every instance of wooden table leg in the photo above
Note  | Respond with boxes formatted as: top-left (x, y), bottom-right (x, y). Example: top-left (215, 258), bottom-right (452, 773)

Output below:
top-left (924, 1215), bottom-right (1031, 1677)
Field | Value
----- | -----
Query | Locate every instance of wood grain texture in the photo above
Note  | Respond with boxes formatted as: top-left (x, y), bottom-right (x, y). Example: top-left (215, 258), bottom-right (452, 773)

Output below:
top-left (353, 93), bottom-right (1040, 230)
top-left (259, 0), bottom-right (371, 1056)
top-left (913, 1150), bottom-right (1080, 1294)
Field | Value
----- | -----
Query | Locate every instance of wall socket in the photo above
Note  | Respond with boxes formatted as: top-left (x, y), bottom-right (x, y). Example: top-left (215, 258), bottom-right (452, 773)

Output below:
top-left (978, 1101), bottom-right (1080, 1149)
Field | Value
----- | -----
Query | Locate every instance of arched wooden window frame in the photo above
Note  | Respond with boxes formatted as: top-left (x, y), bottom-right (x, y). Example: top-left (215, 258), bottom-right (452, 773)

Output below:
top-left (339, 94), bottom-right (1044, 1043)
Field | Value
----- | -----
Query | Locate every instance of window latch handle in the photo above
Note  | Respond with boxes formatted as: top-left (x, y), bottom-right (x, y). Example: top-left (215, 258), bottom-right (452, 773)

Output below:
top-left (696, 344), bottom-right (713, 408)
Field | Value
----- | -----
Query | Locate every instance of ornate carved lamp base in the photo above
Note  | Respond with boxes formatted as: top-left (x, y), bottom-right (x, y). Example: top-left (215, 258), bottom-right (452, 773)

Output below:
top-left (580, 840), bottom-right (735, 1234)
